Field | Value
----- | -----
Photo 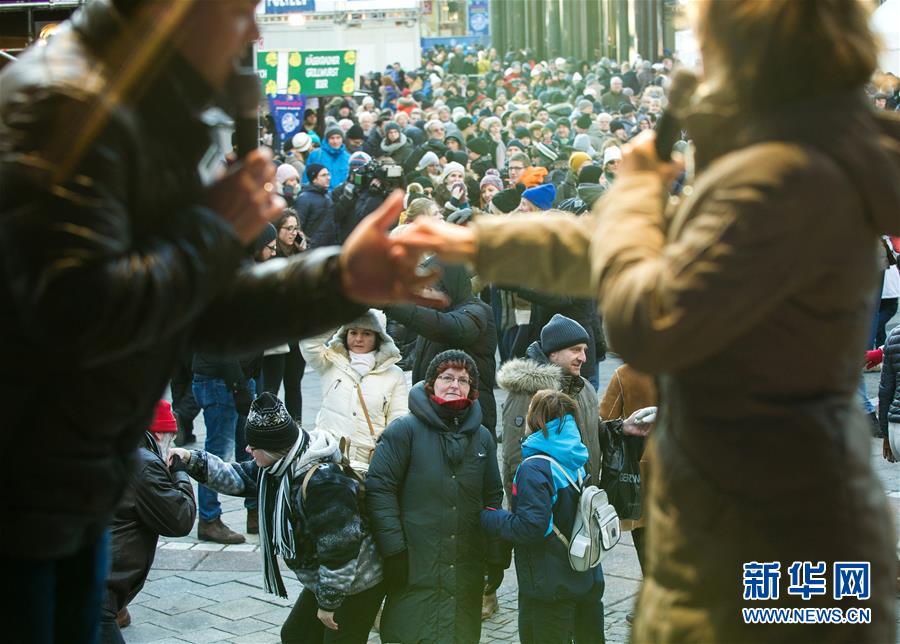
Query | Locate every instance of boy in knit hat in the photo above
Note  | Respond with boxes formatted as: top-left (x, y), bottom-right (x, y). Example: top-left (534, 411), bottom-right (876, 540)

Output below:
top-left (171, 393), bottom-right (385, 641)
top-left (520, 183), bottom-right (557, 212)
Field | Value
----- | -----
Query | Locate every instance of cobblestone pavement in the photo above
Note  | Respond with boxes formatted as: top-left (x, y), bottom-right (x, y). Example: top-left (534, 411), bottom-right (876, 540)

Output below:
top-left (123, 356), bottom-right (900, 643)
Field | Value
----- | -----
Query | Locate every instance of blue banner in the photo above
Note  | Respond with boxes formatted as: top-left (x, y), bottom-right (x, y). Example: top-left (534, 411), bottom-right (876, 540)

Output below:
top-left (265, 0), bottom-right (316, 14)
top-left (468, 0), bottom-right (489, 36)
top-left (268, 94), bottom-right (306, 149)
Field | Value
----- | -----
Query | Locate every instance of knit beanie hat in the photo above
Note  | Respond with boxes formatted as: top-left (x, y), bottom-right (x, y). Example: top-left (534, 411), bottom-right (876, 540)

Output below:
top-left (455, 116), bottom-right (473, 131)
top-left (349, 151), bottom-right (372, 171)
top-left (424, 349), bottom-right (480, 399)
top-left (245, 392), bottom-right (300, 451)
top-left (540, 314), bottom-right (591, 355)
top-left (479, 168), bottom-right (504, 192)
top-left (514, 126), bottom-right (530, 139)
top-left (417, 151), bottom-right (440, 171)
top-left (467, 137), bottom-right (493, 157)
top-left (446, 150), bottom-right (469, 167)
top-left (384, 120), bottom-right (402, 135)
top-left (602, 146), bottom-right (623, 165)
top-left (522, 183), bottom-right (557, 210)
top-left (275, 163), bottom-right (300, 190)
top-left (578, 164), bottom-right (603, 185)
top-left (252, 222), bottom-right (278, 254)
top-left (504, 138), bottom-right (524, 151)
top-left (306, 163), bottom-right (327, 182)
top-left (575, 113), bottom-right (593, 130)
top-left (568, 151), bottom-right (591, 175)
top-left (533, 141), bottom-right (559, 162)
top-left (347, 123), bottom-right (365, 140)
top-left (150, 400), bottom-right (177, 434)
top-left (324, 125), bottom-right (345, 142)
top-left (491, 183), bottom-right (525, 214)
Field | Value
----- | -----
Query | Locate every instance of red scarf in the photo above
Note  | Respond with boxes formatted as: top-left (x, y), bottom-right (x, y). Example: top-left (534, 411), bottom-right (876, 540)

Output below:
top-left (430, 395), bottom-right (472, 411)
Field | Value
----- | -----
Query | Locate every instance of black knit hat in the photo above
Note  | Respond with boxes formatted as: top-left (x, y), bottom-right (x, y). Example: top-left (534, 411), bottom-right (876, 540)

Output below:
top-left (575, 114), bottom-right (593, 130)
top-left (540, 314), bottom-right (590, 355)
top-left (468, 137), bottom-right (492, 156)
top-left (424, 349), bottom-right (480, 398)
top-left (347, 123), bottom-right (365, 140)
top-left (245, 392), bottom-right (301, 450)
top-left (491, 183), bottom-right (525, 214)
top-left (578, 164), bottom-right (603, 185)
top-left (455, 116), bottom-right (473, 131)
top-left (306, 163), bottom-right (326, 182)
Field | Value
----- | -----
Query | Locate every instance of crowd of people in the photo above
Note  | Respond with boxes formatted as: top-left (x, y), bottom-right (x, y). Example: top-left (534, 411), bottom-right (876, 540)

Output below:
top-left (3, 1), bottom-right (899, 643)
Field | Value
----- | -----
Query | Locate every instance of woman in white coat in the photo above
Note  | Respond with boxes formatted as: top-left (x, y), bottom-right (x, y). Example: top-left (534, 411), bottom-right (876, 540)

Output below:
top-left (300, 310), bottom-right (408, 464)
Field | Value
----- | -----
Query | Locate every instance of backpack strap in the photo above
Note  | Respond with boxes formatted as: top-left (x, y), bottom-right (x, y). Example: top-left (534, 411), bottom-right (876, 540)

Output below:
top-left (301, 463), bottom-right (323, 502)
top-left (523, 454), bottom-right (583, 491)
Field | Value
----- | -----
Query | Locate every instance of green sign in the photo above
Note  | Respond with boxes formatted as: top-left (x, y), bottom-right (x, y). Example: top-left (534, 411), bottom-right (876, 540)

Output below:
top-left (257, 51), bottom-right (280, 97)
top-left (287, 50), bottom-right (357, 96)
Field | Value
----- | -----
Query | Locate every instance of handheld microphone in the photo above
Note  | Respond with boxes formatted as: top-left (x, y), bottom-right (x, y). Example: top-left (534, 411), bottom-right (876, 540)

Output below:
top-left (227, 62), bottom-right (261, 159)
top-left (654, 68), bottom-right (698, 161)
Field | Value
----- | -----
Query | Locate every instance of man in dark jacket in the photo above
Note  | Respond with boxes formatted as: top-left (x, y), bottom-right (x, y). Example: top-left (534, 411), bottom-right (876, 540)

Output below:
top-left (101, 401), bottom-right (196, 639)
top-left (295, 163), bottom-right (340, 249)
top-left (385, 259), bottom-right (498, 435)
top-left (0, 1), bottom-right (440, 639)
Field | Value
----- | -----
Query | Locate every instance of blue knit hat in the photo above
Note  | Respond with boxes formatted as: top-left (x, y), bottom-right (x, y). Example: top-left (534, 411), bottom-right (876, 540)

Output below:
top-left (540, 314), bottom-right (590, 355)
top-left (522, 183), bottom-right (557, 211)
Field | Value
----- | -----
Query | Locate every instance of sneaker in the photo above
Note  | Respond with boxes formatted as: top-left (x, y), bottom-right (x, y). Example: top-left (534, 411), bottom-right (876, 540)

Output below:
top-left (246, 509), bottom-right (259, 535)
top-left (116, 607), bottom-right (131, 629)
top-left (481, 592), bottom-right (498, 621)
top-left (198, 517), bottom-right (245, 544)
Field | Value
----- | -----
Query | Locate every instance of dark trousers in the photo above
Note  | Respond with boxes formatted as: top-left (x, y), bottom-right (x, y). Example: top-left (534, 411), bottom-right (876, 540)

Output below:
top-left (97, 589), bottom-right (125, 644)
top-left (261, 343), bottom-right (305, 422)
top-left (234, 378), bottom-right (258, 511)
top-left (875, 298), bottom-right (899, 348)
top-left (170, 356), bottom-right (200, 427)
top-left (574, 566), bottom-right (606, 644)
top-left (632, 527), bottom-right (647, 576)
top-left (518, 595), bottom-right (578, 644)
top-left (281, 582), bottom-right (385, 644)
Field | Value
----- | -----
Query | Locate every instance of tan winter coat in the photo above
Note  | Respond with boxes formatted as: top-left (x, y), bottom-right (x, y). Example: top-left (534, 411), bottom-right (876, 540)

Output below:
top-left (472, 94), bottom-right (900, 643)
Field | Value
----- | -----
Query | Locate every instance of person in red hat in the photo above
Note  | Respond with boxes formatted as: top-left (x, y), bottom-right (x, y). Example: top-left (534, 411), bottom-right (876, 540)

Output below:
top-left (99, 400), bottom-right (196, 642)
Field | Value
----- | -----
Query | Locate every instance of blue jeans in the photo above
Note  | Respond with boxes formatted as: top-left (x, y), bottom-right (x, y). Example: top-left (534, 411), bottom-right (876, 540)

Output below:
top-left (859, 377), bottom-right (876, 414)
top-left (193, 376), bottom-right (238, 522)
top-left (235, 377), bottom-right (258, 511)
top-left (3, 531), bottom-right (110, 644)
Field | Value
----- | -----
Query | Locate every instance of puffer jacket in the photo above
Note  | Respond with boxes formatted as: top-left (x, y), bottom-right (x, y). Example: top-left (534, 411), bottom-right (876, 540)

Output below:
top-left (481, 414), bottom-right (594, 600)
top-left (186, 429), bottom-right (382, 610)
top-left (0, 0), bottom-right (364, 559)
top-left (300, 310), bottom-right (408, 463)
top-left (107, 432), bottom-right (196, 611)
top-left (366, 384), bottom-right (504, 644)
top-left (878, 324), bottom-right (900, 434)
top-left (496, 342), bottom-right (601, 503)
top-left (295, 183), bottom-right (339, 249)
top-left (385, 260), bottom-right (498, 433)
top-left (307, 141), bottom-right (350, 190)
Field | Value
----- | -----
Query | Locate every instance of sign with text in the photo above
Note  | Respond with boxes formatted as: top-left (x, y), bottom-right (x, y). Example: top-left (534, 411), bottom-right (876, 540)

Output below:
top-left (286, 50), bottom-right (357, 96)
top-left (268, 94), bottom-right (306, 148)
top-left (264, 0), bottom-right (316, 13)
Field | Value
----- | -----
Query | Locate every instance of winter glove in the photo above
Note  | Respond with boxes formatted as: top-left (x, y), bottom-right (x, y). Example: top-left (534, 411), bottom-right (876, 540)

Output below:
top-left (484, 563), bottom-right (505, 594)
top-left (865, 348), bottom-right (884, 370)
top-left (383, 550), bottom-right (409, 591)
top-left (447, 207), bottom-right (474, 225)
top-left (232, 384), bottom-right (253, 416)
top-left (169, 454), bottom-right (188, 475)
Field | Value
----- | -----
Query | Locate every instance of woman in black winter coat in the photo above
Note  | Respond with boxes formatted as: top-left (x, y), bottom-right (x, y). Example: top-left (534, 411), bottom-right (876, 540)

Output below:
top-left (366, 350), bottom-right (507, 644)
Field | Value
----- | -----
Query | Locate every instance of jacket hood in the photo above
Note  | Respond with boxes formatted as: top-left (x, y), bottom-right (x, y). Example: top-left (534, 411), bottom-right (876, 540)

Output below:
top-left (326, 309), bottom-right (401, 371)
top-left (408, 382), bottom-right (482, 433)
top-left (521, 414), bottom-right (588, 488)
top-left (576, 182), bottom-right (606, 207)
top-left (496, 357), bottom-right (562, 394)
top-left (687, 90), bottom-right (900, 234)
top-left (323, 142), bottom-right (347, 158)
top-left (294, 428), bottom-right (341, 474)
top-left (525, 341), bottom-right (551, 364)
top-left (422, 256), bottom-right (472, 305)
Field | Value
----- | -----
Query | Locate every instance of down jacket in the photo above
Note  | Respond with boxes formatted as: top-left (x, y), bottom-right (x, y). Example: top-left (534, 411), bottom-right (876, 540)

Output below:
top-left (366, 384), bottom-right (505, 644)
top-left (107, 432), bottom-right (196, 611)
top-left (496, 342), bottom-right (601, 503)
top-left (878, 324), bottom-right (900, 435)
top-left (300, 310), bottom-right (408, 462)
top-left (186, 429), bottom-right (382, 610)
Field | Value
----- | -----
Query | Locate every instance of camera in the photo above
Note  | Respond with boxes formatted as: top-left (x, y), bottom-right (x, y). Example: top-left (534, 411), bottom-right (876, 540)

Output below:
top-left (354, 160), bottom-right (405, 196)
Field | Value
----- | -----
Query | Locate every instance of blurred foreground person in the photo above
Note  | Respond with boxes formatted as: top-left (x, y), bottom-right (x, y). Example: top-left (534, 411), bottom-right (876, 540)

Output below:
top-left (397, 1), bottom-right (900, 641)
top-left (0, 0), bottom-right (438, 640)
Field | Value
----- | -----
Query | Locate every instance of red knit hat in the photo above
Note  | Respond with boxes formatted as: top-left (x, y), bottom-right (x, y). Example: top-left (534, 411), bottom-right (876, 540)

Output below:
top-left (151, 400), bottom-right (177, 434)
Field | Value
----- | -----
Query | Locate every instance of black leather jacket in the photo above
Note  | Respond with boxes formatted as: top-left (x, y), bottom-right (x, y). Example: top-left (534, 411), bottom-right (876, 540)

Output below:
top-left (0, 0), bottom-right (363, 558)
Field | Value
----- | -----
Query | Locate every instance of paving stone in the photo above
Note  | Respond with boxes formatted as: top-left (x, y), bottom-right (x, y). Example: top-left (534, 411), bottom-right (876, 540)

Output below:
top-left (194, 550), bottom-right (261, 572)
top-left (141, 576), bottom-right (210, 598)
top-left (167, 627), bottom-right (233, 643)
top-left (203, 596), bottom-right (278, 620)
top-left (253, 605), bottom-right (293, 626)
top-left (160, 542), bottom-right (193, 551)
top-left (139, 592), bottom-right (216, 615)
top-left (214, 617), bottom-right (277, 636)
top-left (144, 608), bottom-right (231, 634)
top-left (120, 623), bottom-right (182, 643)
top-left (150, 549), bottom-right (208, 571)
top-left (190, 580), bottom-right (261, 603)
top-left (230, 632), bottom-right (282, 644)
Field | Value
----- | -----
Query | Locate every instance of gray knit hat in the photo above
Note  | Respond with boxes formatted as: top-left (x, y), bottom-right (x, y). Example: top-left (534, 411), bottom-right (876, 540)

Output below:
top-left (540, 314), bottom-right (590, 355)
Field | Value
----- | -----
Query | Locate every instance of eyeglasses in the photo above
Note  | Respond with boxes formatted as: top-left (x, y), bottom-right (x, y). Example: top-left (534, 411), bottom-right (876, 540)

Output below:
top-left (437, 374), bottom-right (472, 387)
top-left (266, 244), bottom-right (277, 252)
top-left (508, 166), bottom-right (525, 172)
top-left (281, 225), bottom-right (298, 232)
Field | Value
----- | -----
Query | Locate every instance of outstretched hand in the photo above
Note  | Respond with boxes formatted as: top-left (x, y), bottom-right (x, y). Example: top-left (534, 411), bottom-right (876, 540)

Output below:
top-left (619, 131), bottom-right (683, 185)
top-left (391, 215), bottom-right (479, 265)
top-left (340, 190), bottom-right (448, 307)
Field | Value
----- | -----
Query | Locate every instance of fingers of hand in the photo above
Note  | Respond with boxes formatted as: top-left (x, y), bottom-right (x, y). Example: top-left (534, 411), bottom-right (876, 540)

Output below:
top-left (372, 190), bottom-right (405, 231)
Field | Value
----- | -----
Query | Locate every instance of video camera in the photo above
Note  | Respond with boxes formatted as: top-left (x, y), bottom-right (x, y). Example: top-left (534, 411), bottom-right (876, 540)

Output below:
top-left (352, 160), bottom-right (405, 196)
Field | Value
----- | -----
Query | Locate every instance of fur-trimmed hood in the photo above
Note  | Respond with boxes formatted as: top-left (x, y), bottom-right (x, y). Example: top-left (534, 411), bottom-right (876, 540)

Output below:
top-left (325, 309), bottom-right (401, 372)
top-left (496, 357), bottom-right (563, 395)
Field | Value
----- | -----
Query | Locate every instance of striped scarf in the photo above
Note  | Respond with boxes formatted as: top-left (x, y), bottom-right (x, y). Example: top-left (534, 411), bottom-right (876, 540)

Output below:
top-left (258, 431), bottom-right (307, 598)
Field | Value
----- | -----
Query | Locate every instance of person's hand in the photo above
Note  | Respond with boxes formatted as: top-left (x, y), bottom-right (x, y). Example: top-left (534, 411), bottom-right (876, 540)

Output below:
top-left (623, 406), bottom-right (657, 437)
top-left (168, 453), bottom-right (188, 475)
top-left (232, 384), bottom-right (252, 416)
top-left (865, 348), bottom-right (884, 370)
top-left (168, 447), bottom-right (191, 466)
top-left (450, 181), bottom-right (466, 201)
top-left (484, 563), bottom-right (505, 594)
top-left (619, 131), bottom-right (683, 185)
top-left (393, 215), bottom-right (478, 265)
top-left (317, 609), bottom-right (339, 631)
top-left (382, 550), bottom-right (409, 591)
top-left (204, 148), bottom-right (285, 245)
top-left (340, 190), bottom-right (447, 307)
top-left (884, 436), bottom-right (897, 463)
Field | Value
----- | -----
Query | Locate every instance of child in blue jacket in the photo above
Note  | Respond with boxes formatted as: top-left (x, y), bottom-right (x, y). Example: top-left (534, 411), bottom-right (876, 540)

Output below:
top-left (481, 389), bottom-right (594, 644)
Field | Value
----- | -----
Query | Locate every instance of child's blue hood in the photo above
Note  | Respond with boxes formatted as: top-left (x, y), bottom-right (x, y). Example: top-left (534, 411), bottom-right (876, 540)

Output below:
top-left (521, 414), bottom-right (587, 490)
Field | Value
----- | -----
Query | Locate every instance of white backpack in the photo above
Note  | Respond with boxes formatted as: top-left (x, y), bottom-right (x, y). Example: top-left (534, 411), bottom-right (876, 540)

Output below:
top-left (523, 455), bottom-right (621, 572)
